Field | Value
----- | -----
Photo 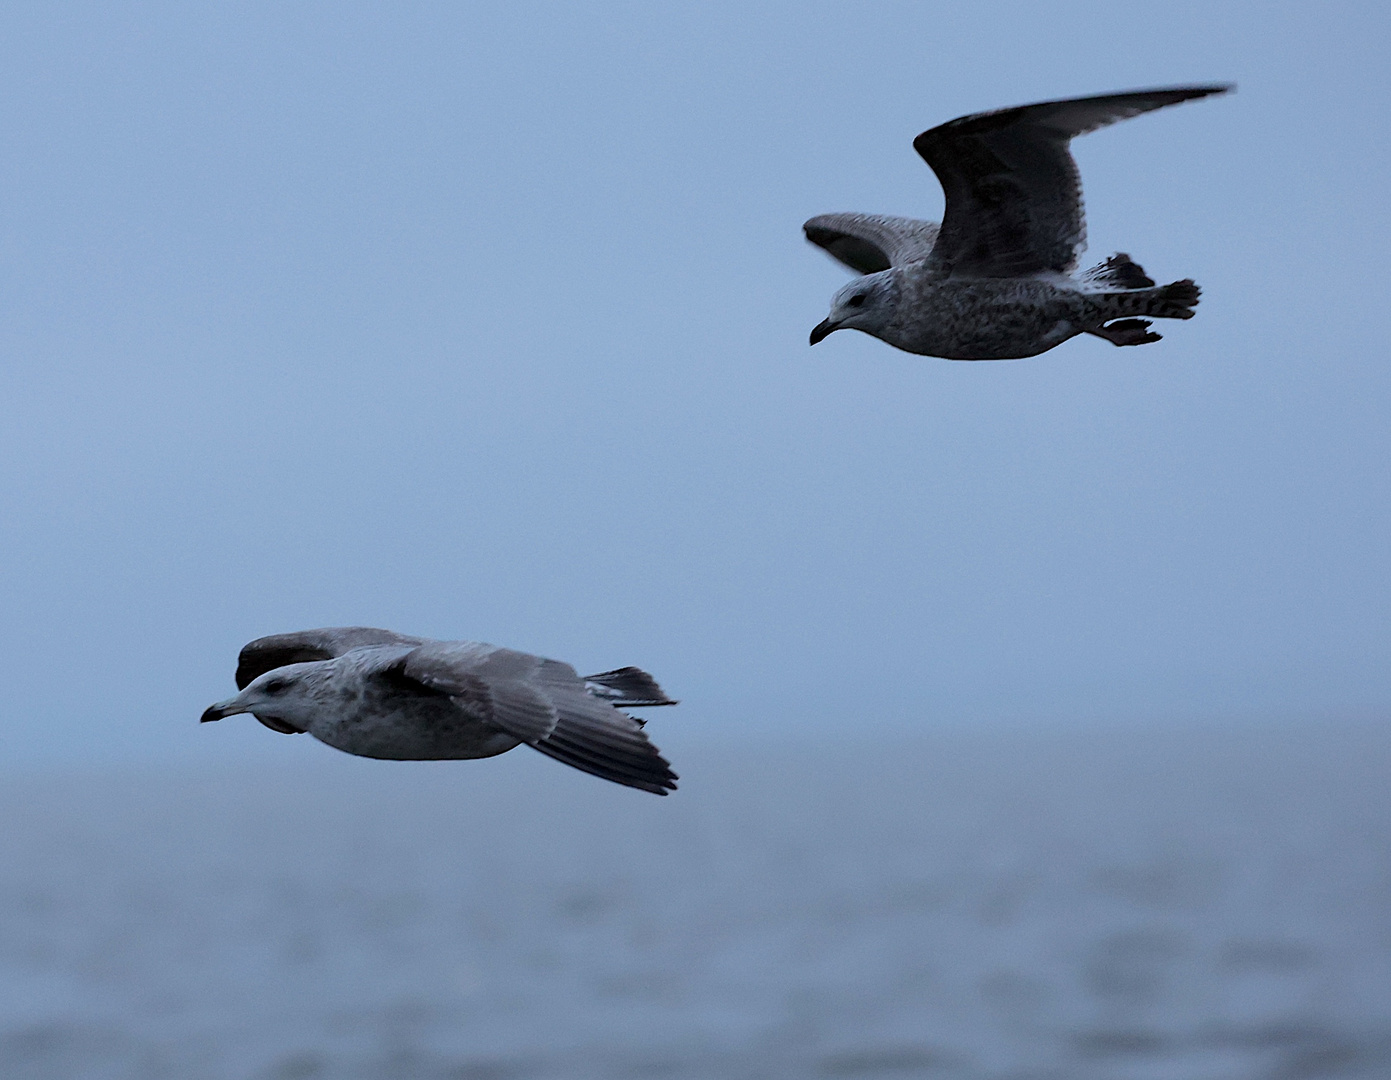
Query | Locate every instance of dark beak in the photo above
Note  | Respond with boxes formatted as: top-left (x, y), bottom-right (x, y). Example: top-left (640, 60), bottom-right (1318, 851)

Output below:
top-left (200, 702), bottom-right (230, 723)
top-left (809, 318), bottom-right (837, 345)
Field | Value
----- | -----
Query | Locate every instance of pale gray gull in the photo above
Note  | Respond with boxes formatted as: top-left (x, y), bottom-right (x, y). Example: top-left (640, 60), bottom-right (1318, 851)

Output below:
top-left (806, 84), bottom-right (1231, 360)
top-left (201, 626), bottom-right (679, 795)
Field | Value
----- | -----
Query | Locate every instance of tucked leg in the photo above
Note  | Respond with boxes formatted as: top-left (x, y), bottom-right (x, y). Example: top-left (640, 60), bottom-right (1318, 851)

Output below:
top-left (1088, 319), bottom-right (1162, 347)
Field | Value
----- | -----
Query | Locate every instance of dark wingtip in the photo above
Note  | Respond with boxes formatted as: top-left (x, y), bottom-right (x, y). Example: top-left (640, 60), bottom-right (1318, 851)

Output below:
top-left (583, 666), bottom-right (678, 707)
top-left (1166, 83), bottom-right (1234, 100)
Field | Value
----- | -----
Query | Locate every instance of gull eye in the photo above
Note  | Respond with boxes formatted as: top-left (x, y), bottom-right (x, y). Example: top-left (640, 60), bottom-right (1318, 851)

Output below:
top-left (847, 293), bottom-right (867, 308)
top-left (262, 678), bottom-right (289, 695)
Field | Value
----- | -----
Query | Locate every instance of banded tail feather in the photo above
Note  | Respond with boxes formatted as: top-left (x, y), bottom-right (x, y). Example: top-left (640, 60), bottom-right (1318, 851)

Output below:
top-left (583, 666), bottom-right (678, 708)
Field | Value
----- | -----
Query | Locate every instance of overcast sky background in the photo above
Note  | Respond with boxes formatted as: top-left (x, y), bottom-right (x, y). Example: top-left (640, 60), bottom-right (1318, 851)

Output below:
top-left (0, 1), bottom-right (1386, 767)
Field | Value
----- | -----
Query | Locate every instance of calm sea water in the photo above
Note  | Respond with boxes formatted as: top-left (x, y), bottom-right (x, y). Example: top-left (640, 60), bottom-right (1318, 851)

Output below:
top-left (1, 720), bottom-right (1388, 1079)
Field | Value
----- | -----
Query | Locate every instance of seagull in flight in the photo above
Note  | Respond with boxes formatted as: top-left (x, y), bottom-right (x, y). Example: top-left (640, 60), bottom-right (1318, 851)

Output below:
top-left (806, 85), bottom-right (1231, 360)
top-left (201, 627), bottom-right (679, 795)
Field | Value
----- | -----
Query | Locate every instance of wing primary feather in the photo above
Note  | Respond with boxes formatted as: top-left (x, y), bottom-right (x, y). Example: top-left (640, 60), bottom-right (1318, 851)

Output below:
top-left (531, 737), bottom-right (677, 795)
top-left (532, 732), bottom-right (677, 788)
top-left (542, 727), bottom-right (668, 776)
top-left (913, 84), bottom-right (1231, 279)
top-left (540, 728), bottom-right (677, 787)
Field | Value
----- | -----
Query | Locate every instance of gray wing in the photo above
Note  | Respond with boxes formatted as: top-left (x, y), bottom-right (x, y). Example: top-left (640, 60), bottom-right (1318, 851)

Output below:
top-left (236, 626), bottom-right (427, 689)
top-left (803, 213), bottom-right (941, 273)
top-left (913, 84), bottom-right (1231, 279)
top-left (392, 642), bottom-right (679, 795)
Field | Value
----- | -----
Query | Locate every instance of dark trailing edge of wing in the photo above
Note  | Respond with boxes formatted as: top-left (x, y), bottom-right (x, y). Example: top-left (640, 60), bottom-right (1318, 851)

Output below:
top-left (531, 724), bottom-right (679, 796)
top-left (803, 224), bottom-right (892, 275)
top-left (803, 213), bottom-right (943, 274)
top-left (235, 627), bottom-right (425, 689)
top-left (237, 645), bottom-right (334, 689)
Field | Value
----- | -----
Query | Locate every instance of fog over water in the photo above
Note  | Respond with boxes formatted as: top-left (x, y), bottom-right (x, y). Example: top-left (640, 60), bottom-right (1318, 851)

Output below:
top-left (3, 722), bottom-right (1388, 1078)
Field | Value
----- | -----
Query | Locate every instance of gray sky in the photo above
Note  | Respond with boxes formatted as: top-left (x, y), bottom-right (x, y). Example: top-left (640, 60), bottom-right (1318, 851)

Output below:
top-left (0, 1), bottom-right (1387, 765)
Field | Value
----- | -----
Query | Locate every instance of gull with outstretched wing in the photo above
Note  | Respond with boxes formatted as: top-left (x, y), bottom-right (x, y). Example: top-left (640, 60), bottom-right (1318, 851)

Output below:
top-left (201, 627), bottom-right (679, 795)
top-left (806, 85), bottom-right (1231, 360)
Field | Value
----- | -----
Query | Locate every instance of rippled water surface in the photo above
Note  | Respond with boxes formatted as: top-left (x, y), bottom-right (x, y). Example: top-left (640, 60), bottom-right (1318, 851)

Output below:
top-left (1, 721), bottom-right (1388, 1078)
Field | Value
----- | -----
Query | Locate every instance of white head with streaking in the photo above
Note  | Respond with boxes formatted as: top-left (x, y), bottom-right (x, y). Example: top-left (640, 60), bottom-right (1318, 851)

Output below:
top-left (202, 660), bottom-right (340, 734)
top-left (809, 269), bottom-right (900, 345)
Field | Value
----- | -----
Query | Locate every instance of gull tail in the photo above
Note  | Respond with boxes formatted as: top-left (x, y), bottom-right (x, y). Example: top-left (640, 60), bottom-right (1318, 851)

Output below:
top-left (1092, 277), bottom-right (1201, 324)
top-left (1085, 274), bottom-right (1202, 346)
top-left (1151, 278), bottom-right (1201, 318)
top-left (583, 666), bottom-right (678, 708)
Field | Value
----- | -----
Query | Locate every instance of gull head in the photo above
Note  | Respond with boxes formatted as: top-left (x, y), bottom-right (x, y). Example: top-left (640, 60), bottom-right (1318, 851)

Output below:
top-left (200, 662), bottom-right (329, 730)
top-left (810, 271), bottom-right (899, 345)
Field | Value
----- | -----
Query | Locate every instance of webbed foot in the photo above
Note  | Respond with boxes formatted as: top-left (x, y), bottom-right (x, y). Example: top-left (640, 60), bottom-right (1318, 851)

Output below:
top-left (1088, 319), bottom-right (1162, 347)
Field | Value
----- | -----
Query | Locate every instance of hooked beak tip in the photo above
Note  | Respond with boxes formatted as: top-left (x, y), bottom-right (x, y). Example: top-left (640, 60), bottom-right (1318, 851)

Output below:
top-left (809, 318), bottom-right (836, 346)
top-left (200, 703), bottom-right (229, 724)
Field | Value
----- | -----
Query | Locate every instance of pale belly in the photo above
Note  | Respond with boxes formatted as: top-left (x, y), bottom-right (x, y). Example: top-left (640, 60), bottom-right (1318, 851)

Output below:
top-left (307, 695), bottom-right (522, 761)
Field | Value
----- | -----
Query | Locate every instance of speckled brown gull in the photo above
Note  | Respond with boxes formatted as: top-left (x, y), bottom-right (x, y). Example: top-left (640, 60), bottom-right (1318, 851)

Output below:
top-left (806, 84), bottom-right (1232, 360)
top-left (200, 627), bottom-right (679, 795)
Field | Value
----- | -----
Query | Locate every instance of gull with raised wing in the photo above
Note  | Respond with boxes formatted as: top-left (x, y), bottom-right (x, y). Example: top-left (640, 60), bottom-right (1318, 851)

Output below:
top-left (201, 627), bottom-right (679, 795)
top-left (806, 85), bottom-right (1231, 360)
